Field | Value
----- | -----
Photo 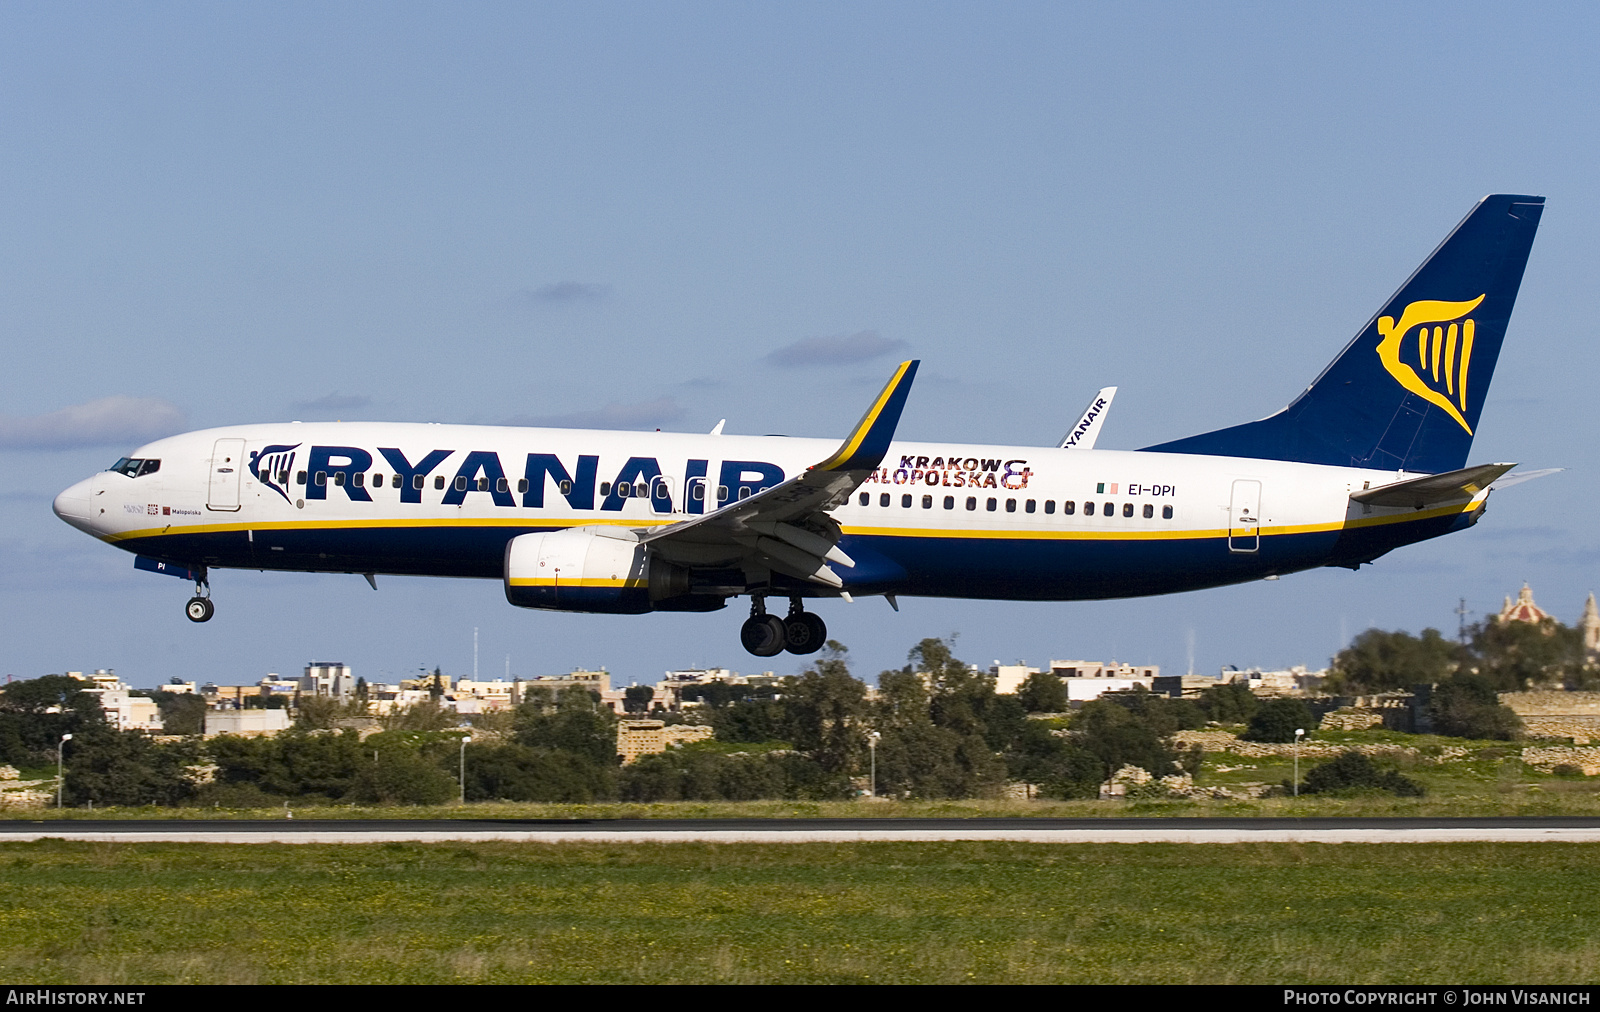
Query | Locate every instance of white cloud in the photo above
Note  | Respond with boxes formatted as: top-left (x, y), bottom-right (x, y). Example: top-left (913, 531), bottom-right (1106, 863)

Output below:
top-left (526, 281), bottom-right (612, 304)
top-left (503, 397), bottom-right (685, 430)
top-left (294, 392), bottom-right (372, 412)
top-left (0, 396), bottom-right (187, 450)
top-left (765, 330), bottom-right (907, 367)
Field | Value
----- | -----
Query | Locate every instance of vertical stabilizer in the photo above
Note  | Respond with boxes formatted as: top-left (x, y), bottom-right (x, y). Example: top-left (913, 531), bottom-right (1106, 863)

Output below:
top-left (1144, 195), bottom-right (1544, 473)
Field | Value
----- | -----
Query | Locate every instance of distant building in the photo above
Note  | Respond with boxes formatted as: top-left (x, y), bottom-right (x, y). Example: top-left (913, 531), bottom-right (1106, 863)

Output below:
top-left (1496, 583), bottom-right (1553, 625)
top-left (1219, 665), bottom-right (1325, 696)
top-left (205, 709), bottom-right (292, 736)
top-left (67, 670), bottom-right (163, 732)
top-left (616, 719), bottom-right (714, 764)
top-left (300, 662), bottom-right (356, 698)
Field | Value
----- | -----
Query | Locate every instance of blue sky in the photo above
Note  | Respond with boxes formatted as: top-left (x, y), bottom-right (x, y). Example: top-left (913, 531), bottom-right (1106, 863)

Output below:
top-left (2, 2), bottom-right (1596, 687)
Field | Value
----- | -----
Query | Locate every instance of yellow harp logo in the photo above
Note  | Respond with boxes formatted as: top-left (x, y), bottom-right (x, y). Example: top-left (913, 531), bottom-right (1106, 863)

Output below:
top-left (1375, 295), bottom-right (1485, 435)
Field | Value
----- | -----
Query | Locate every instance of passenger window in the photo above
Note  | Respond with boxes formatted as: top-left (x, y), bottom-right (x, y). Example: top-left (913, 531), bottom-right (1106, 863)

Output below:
top-left (601, 482), bottom-right (612, 496)
top-left (1005, 499), bottom-right (1016, 513)
top-left (372, 473), bottom-right (382, 486)
top-left (334, 472), bottom-right (346, 487)
top-left (637, 483), bottom-right (649, 498)
top-left (1025, 500), bottom-right (1036, 513)
top-left (859, 493), bottom-right (869, 506)
top-left (496, 478), bottom-right (509, 493)
top-left (617, 482), bottom-right (631, 498)
top-left (518, 479), bottom-right (529, 494)
top-left (693, 485), bottom-right (705, 502)
top-left (898, 494), bottom-right (909, 508)
top-left (966, 496), bottom-right (977, 511)
top-left (412, 475), bottom-right (423, 490)
top-left (315, 472), bottom-right (327, 486)
top-left (559, 480), bottom-right (572, 495)
top-left (1143, 503), bottom-right (1154, 519)
top-left (1084, 502), bottom-right (1094, 516)
top-left (434, 476), bottom-right (445, 490)
top-left (880, 493), bottom-right (890, 507)
top-left (922, 495), bottom-right (933, 509)
top-left (717, 485), bottom-right (729, 501)
top-left (739, 486), bottom-right (751, 500)
top-left (352, 472), bottom-right (364, 488)
top-left (1063, 501), bottom-right (1075, 515)
top-left (944, 495), bottom-right (954, 509)
top-left (1163, 505), bottom-right (1174, 519)
top-left (455, 476), bottom-right (468, 492)
top-left (298, 471), bottom-right (308, 485)
top-left (1044, 500), bottom-right (1055, 514)
top-left (1122, 503), bottom-right (1133, 518)
top-left (986, 497), bottom-right (997, 511)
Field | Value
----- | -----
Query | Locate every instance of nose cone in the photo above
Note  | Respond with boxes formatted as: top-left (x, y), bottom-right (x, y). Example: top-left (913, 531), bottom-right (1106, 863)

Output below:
top-left (53, 478), bottom-right (99, 534)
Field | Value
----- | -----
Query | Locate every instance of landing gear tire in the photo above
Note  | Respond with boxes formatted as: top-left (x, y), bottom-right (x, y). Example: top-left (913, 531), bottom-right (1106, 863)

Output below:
top-left (740, 614), bottom-right (787, 657)
top-left (783, 611), bottom-right (827, 655)
top-left (185, 597), bottom-right (214, 623)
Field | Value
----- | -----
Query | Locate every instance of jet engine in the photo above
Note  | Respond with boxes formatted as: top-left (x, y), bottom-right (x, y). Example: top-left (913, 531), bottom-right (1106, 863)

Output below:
top-left (503, 527), bottom-right (690, 614)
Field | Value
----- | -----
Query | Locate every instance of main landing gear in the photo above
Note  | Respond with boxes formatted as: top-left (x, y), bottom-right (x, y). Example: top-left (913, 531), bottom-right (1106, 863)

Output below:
top-left (740, 597), bottom-right (827, 657)
top-left (185, 572), bottom-right (214, 623)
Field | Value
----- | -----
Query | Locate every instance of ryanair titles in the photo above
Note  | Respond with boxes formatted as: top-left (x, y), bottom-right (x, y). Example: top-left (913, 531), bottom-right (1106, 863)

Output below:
top-left (251, 444), bottom-right (787, 514)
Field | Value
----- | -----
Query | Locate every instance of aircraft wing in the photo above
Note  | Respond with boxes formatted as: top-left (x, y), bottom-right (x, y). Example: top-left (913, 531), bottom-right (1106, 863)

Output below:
top-left (639, 360), bottom-right (919, 588)
top-left (1349, 462), bottom-right (1516, 509)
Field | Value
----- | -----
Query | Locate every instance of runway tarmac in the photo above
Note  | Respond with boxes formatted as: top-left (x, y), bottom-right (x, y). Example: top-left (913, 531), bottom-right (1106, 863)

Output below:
top-left (5, 816), bottom-right (1600, 844)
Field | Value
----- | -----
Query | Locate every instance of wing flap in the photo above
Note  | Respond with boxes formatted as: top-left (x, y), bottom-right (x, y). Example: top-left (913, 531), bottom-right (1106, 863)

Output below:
top-left (640, 361), bottom-right (919, 587)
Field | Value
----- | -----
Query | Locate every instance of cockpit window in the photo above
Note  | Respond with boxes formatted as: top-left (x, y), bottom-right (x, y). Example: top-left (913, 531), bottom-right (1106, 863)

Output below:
top-left (109, 458), bottom-right (161, 478)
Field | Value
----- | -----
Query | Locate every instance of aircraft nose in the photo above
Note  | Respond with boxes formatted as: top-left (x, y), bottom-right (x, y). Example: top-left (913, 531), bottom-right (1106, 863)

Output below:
top-left (53, 478), bottom-right (99, 533)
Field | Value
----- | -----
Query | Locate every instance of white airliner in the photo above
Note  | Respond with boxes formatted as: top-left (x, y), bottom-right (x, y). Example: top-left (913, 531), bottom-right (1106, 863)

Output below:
top-left (54, 195), bottom-right (1547, 657)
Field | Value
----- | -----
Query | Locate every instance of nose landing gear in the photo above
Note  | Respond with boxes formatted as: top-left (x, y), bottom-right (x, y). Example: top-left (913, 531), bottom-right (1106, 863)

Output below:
top-left (739, 597), bottom-right (828, 657)
top-left (185, 570), bottom-right (213, 623)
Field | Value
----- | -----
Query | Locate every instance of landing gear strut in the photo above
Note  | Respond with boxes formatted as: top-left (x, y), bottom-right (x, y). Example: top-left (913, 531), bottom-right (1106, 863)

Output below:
top-left (739, 597), bottom-right (828, 657)
top-left (185, 571), bottom-right (213, 623)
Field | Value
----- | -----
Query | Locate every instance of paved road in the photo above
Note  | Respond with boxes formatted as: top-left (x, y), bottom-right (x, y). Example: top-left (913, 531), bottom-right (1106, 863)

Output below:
top-left (4, 817), bottom-right (1600, 844)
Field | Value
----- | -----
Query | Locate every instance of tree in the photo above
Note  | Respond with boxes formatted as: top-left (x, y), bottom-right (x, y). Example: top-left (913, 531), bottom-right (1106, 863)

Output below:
top-left (623, 684), bottom-right (655, 714)
top-left (139, 690), bottom-right (207, 736)
top-left (1016, 671), bottom-right (1067, 714)
top-left (1472, 619), bottom-right (1586, 691)
top-left (1072, 697), bottom-right (1182, 779)
top-left (1429, 675), bottom-right (1523, 740)
top-left (515, 686), bottom-right (619, 766)
top-left (1328, 628), bottom-right (1459, 695)
top-left (464, 742), bottom-right (616, 802)
top-left (1198, 681), bottom-right (1259, 725)
top-left (65, 728), bottom-right (202, 806)
top-left (780, 643), bottom-right (868, 775)
top-left (0, 675), bottom-right (106, 766)
top-left (1295, 750), bottom-right (1424, 796)
top-left (1241, 697), bottom-right (1315, 743)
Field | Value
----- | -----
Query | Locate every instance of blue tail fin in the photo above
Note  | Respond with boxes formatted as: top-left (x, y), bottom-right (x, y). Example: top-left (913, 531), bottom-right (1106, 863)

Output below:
top-left (1144, 195), bottom-right (1544, 473)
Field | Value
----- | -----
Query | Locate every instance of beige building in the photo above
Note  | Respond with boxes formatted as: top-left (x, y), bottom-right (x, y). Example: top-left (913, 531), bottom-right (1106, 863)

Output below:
top-left (616, 720), bottom-right (715, 763)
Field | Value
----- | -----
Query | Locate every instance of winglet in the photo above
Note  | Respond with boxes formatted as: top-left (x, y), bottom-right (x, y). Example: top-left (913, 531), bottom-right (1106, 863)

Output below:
top-left (811, 360), bottom-right (920, 472)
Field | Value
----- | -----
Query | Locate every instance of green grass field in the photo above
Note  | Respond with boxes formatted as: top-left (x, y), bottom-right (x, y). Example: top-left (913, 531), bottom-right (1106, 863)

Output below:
top-left (3, 839), bottom-right (1598, 984)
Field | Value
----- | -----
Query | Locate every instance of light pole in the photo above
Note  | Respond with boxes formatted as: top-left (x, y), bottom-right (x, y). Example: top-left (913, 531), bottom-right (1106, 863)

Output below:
top-left (868, 731), bottom-right (880, 798)
top-left (458, 725), bottom-right (472, 805)
top-left (56, 733), bottom-right (72, 808)
top-left (1293, 727), bottom-right (1305, 796)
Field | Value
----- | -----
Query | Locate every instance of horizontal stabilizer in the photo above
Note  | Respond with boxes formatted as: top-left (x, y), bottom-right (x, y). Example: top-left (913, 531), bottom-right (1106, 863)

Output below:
top-left (1350, 462), bottom-right (1515, 509)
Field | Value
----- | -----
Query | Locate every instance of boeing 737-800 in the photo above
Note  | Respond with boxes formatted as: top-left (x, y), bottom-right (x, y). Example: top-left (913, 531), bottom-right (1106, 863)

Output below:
top-left (53, 194), bottom-right (1546, 657)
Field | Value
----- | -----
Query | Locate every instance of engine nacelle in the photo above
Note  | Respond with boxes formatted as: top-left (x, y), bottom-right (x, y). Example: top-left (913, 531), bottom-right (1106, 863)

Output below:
top-left (504, 527), bottom-right (689, 614)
